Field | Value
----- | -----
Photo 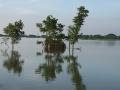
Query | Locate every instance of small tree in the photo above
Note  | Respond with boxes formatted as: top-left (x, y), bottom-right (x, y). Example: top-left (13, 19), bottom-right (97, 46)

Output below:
top-left (3, 20), bottom-right (24, 49)
top-left (36, 15), bottom-right (64, 40)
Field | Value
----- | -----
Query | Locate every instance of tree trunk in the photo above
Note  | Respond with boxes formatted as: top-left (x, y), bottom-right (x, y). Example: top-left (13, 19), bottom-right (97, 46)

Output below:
top-left (12, 43), bottom-right (14, 52)
top-left (72, 44), bottom-right (74, 56)
top-left (68, 41), bottom-right (71, 63)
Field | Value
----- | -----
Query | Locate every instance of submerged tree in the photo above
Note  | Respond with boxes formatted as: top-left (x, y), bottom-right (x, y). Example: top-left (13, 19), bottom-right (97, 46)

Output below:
top-left (3, 20), bottom-right (24, 49)
top-left (36, 15), bottom-right (64, 40)
top-left (2, 20), bottom-right (24, 76)
top-left (68, 6), bottom-right (89, 52)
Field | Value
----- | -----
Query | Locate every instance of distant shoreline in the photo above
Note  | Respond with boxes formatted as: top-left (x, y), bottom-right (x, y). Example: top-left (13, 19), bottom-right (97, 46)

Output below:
top-left (0, 34), bottom-right (120, 40)
top-left (78, 34), bottom-right (120, 40)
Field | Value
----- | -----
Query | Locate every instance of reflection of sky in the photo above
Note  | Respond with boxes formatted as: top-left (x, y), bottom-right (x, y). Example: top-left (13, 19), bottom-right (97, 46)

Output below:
top-left (78, 40), bottom-right (120, 90)
top-left (0, 0), bottom-right (120, 35)
top-left (0, 38), bottom-right (120, 90)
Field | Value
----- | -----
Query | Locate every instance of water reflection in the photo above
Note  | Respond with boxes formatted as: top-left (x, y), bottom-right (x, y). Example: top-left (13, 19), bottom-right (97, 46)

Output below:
top-left (1, 47), bottom-right (24, 76)
top-left (64, 47), bottom-right (86, 90)
top-left (35, 40), bottom-right (66, 81)
top-left (3, 50), bottom-right (24, 76)
top-left (36, 39), bottom-right (86, 90)
top-left (0, 37), bottom-right (86, 90)
top-left (36, 53), bottom-right (64, 81)
top-left (104, 41), bottom-right (116, 47)
top-left (0, 36), bottom-right (24, 76)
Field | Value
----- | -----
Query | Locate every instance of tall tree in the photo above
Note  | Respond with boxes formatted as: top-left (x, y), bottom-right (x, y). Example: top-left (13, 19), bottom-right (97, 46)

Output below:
top-left (73, 6), bottom-right (89, 31)
top-left (68, 6), bottom-right (89, 46)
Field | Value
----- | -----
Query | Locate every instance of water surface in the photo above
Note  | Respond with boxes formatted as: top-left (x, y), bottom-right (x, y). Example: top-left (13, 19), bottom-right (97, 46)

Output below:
top-left (0, 38), bottom-right (120, 90)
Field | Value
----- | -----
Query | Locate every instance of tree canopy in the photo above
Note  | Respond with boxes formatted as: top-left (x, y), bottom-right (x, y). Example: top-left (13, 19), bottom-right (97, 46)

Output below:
top-left (68, 6), bottom-right (89, 44)
top-left (36, 15), bottom-right (64, 40)
top-left (4, 20), bottom-right (24, 44)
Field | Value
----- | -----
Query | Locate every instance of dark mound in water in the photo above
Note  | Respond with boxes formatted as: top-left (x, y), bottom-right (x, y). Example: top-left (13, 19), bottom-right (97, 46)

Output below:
top-left (44, 39), bottom-right (66, 53)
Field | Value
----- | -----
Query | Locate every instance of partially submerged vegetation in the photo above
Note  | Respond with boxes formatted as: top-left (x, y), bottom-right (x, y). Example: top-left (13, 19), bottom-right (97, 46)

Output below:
top-left (36, 13), bottom-right (66, 50)
top-left (3, 20), bottom-right (24, 50)
top-left (67, 6), bottom-right (89, 52)
top-left (44, 38), bottom-right (66, 53)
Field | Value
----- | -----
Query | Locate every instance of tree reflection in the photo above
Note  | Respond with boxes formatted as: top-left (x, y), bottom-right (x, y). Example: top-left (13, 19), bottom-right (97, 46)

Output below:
top-left (67, 56), bottom-right (85, 90)
top-left (2, 49), bottom-right (24, 76)
top-left (36, 52), bottom-right (64, 81)
top-left (64, 47), bottom-right (86, 90)
top-left (105, 41), bottom-right (116, 47)
top-left (36, 38), bottom-right (86, 89)
top-left (35, 39), bottom-right (65, 81)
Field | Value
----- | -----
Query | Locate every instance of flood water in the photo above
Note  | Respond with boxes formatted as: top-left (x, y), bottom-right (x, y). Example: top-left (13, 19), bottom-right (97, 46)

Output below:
top-left (0, 38), bottom-right (120, 90)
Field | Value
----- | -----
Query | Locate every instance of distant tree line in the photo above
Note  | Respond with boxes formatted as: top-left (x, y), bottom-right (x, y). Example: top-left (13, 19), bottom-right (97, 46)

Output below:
top-left (1, 32), bottom-right (120, 40)
top-left (78, 33), bottom-right (120, 40)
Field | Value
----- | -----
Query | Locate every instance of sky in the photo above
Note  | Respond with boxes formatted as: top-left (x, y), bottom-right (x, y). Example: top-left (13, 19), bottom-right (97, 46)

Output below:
top-left (0, 0), bottom-right (120, 35)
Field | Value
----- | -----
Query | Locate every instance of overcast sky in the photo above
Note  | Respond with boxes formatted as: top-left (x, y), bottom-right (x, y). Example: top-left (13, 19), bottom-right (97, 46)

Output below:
top-left (0, 0), bottom-right (120, 35)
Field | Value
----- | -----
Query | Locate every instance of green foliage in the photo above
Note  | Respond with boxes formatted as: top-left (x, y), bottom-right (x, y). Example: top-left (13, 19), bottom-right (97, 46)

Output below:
top-left (4, 20), bottom-right (24, 44)
top-left (36, 15), bottom-right (64, 39)
top-left (68, 6), bottom-right (89, 44)
top-left (68, 25), bottom-right (79, 44)
top-left (73, 6), bottom-right (89, 30)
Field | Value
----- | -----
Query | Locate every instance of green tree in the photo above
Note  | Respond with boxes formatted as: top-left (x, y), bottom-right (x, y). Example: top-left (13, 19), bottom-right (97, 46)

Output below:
top-left (36, 15), bottom-right (64, 40)
top-left (73, 6), bottom-right (89, 30)
top-left (68, 25), bottom-right (79, 51)
top-left (3, 20), bottom-right (24, 49)
top-left (68, 6), bottom-right (89, 51)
